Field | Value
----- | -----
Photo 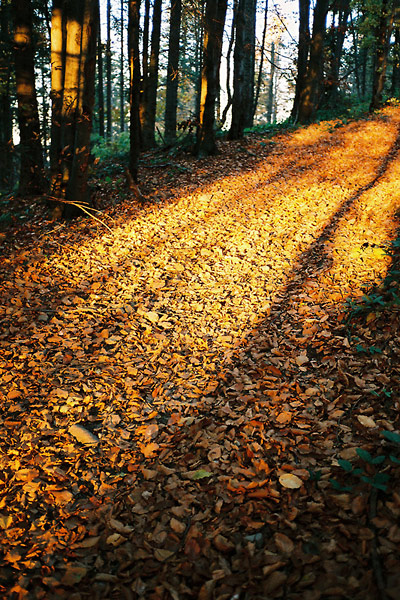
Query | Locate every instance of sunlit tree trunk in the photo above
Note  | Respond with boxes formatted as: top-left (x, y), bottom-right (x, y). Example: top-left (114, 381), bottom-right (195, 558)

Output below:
top-left (0, 1), bottom-right (14, 190)
top-left (65, 0), bottom-right (98, 216)
top-left (50, 0), bottom-right (99, 216)
top-left (12, 0), bottom-right (46, 195)
top-left (297, 0), bottom-right (329, 123)
top-left (141, 0), bottom-right (162, 149)
top-left (370, 0), bottom-right (395, 111)
top-left (266, 41), bottom-right (276, 123)
top-left (164, 0), bottom-right (182, 145)
top-left (50, 0), bottom-right (65, 194)
top-left (106, 0), bottom-right (112, 138)
top-left (195, 0), bottom-right (227, 156)
top-left (128, 0), bottom-right (141, 182)
top-left (291, 0), bottom-right (310, 121)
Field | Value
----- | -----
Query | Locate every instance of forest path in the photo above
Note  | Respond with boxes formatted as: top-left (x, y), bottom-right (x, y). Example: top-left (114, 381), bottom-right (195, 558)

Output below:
top-left (1, 106), bottom-right (400, 599)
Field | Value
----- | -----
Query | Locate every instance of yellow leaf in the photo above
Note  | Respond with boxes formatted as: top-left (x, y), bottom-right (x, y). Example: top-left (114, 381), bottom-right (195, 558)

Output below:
top-left (154, 548), bottom-right (174, 561)
top-left (0, 514), bottom-right (13, 529)
top-left (295, 354), bottom-right (309, 366)
top-left (279, 473), bottom-right (303, 489)
top-left (145, 311), bottom-right (159, 323)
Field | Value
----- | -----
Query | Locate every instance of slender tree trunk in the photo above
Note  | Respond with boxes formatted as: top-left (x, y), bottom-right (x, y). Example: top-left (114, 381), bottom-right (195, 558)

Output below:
top-left (141, 0), bottom-right (162, 149)
top-left (350, 10), bottom-right (361, 99)
top-left (325, 0), bottom-right (350, 104)
top-left (195, 0), bottom-right (228, 156)
top-left (106, 0), bottom-right (112, 138)
top-left (253, 0), bottom-right (268, 120)
top-left (120, 0), bottom-right (125, 132)
top-left (128, 0), bottom-right (141, 182)
top-left (297, 0), bottom-right (329, 123)
top-left (164, 0), bottom-right (182, 145)
top-left (266, 41), bottom-right (275, 123)
top-left (195, 2), bottom-right (205, 120)
top-left (221, 0), bottom-right (238, 127)
top-left (0, 1), bottom-right (14, 190)
top-left (12, 0), bottom-right (46, 195)
top-left (97, 4), bottom-right (105, 137)
top-left (370, 0), bottom-right (395, 111)
top-left (50, 0), bottom-right (65, 194)
top-left (291, 0), bottom-right (310, 121)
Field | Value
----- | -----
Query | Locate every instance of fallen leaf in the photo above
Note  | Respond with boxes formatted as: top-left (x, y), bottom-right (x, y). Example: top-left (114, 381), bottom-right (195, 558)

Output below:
top-left (279, 473), bottom-right (303, 489)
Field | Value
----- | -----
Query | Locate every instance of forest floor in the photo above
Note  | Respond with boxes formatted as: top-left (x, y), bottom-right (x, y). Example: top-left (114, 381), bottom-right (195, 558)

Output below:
top-left (1, 105), bottom-right (400, 600)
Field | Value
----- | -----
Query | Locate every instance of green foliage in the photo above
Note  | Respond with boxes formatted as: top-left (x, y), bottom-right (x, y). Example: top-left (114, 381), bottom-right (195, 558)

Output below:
top-left (330, 430), bottom-right (400, 493)
top-left (91, 132), bottom-right (130, 162)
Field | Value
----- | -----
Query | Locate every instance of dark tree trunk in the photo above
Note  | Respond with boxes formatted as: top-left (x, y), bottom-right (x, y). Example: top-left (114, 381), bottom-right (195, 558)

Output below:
top-left (12, 0), bottom-right (46, 195)
top-left (164, 0), bottom-right (182, 145)
top-left (297, 0), bottom-right (329, 123)
top-left (370, 0), bottom-right (395, 111)
top-left (391, 24), bottom-right (400, 96)
top-left (97, 3), bottom-right (105, 138)
top-left (229, 0), bottom-right (246, 139)
top-left (120, 0), bottom-right (125, 132)
top-left (195, 0), bottom-right (227, 157)
top-left (325, 0), bottom-right (351, 104)
top-left (141, 0), bottom-right (162, 149)
top-left (242, 0), bottom-right (256, 128)
top-left (106, 0), bottom-right (112, 138)
top-left (128, 0), bottom-right (141, 182)
top-left (195, 1), bottom-right (205, 121)
top-left (291, 0), bottom-right (310, 121)
top-left (0, 1), bottom-right (14, 190)
top-left (50, 0), bottom-right (65, 195)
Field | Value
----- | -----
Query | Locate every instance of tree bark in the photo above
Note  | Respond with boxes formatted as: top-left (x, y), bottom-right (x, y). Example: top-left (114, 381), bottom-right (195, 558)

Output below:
top-left (0, 1), bottom-right (14, 190)
top-left (106, 0), bottom-right (112, 138)
top-left (253, 0), bottom-right (268, 121)
top-left (297, 0), bottom-right (329, 123)
top-left (195, 0), bottom-right (227, 157)
top-left (12, 0), bottom-right (46, 195)
top-left (266, 41), bottom-right (276, 123)
top-left (141, 0), bottom-right (162, 149)
top-left (391, 24), bottom-right (400, 96)
top-left (291, 0), bottom-right (310, 121)
top-left (325, 0), bottom-right (351, 104)
top-left (229, 0), bottom-right (246, 139)
top-left (370, 0), bottom-right (395, 111)
top-left (120, 0), bottom-right (125, 132)
top-left (97, 3), bottom-right (105, 137)
top-left (164, 0), bottom-right (182, 145)
top-left (220, 0), bottom-right (238, 127)
top-left (128, 0), bottom-right (141, 182)
top-left (242, 0), bottom-right (256, 128)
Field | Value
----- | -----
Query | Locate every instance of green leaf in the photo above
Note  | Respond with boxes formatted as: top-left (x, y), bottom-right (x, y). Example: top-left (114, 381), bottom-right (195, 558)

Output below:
top-left (371, 482), bottom-right (388, 491)
top-left (389, 455), bottom-right (400, 464)
top-left (373, 473), bottom-right (390, 483)
top-left (371, 455), bottom-right (385, 465)
top-left (338, 459), bottom-right (353, 472)
top-left (191, 469), bottom-right (213, 480)
top-left (329, 479), bottom-right (353, 492)
top-left (383, 431), bottom-right (400, 444)
top-left (356, 448), bottom-right (373, 463)
top-left (353, 468), bottom-right (364, 476)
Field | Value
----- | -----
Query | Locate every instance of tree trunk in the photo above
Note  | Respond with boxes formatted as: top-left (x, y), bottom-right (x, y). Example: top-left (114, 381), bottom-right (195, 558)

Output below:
top-left (242, 0), bottom-right (256, 128)
top-left (253, 0), bottom-right (268, 121)
top-left (266, 41), bottom-right (276, 123)
top-left (164, 0), bottom-right (182, 145)
top-left (291, 0), bottom-right (310, 121)
top-left (141, 0), bottom-right (162, 149)
top-left (325, 0), bottom-right (350, 104)
top-left (221, 0), bottom-right (238, 127)
top-left (120, 0), bottom-right (125, 132)
top-left (50, 0), bottom-right (99, 216)
top-left (0, 1), bottom-right (14, 190)
top-left (106, 0), bottom-right (112, 138)
top-left (297, 0), bottom-right (329, 123)
top-left (128, 0), bottom-right (141, 182)
top-left (12, 0), bottom-right (46, 195)
top-left (65, 0), bottom-right (98, 216)
top-left (229, 0), bottom-right (246, 139)
top-left (391, 24), bottom-right (400, 96)
top-left (50, 0), bottom-right (65, 195)
top-left (97, 3), bottom-right (105, 138)
top-left (370, 0), bottom-right (395, 111)
top-left (195, 0), bottom-right (227, 157)
top-left (195, 1), bottom-right (205, 121)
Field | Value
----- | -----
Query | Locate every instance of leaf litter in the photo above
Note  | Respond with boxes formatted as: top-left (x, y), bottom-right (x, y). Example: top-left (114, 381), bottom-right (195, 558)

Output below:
top-left (0, 106), bottom-right (400, 599)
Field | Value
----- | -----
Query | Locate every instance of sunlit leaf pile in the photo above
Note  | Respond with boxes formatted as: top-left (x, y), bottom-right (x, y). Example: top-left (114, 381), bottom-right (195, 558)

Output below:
top-left (1, 107), bottom-right (400, 599)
